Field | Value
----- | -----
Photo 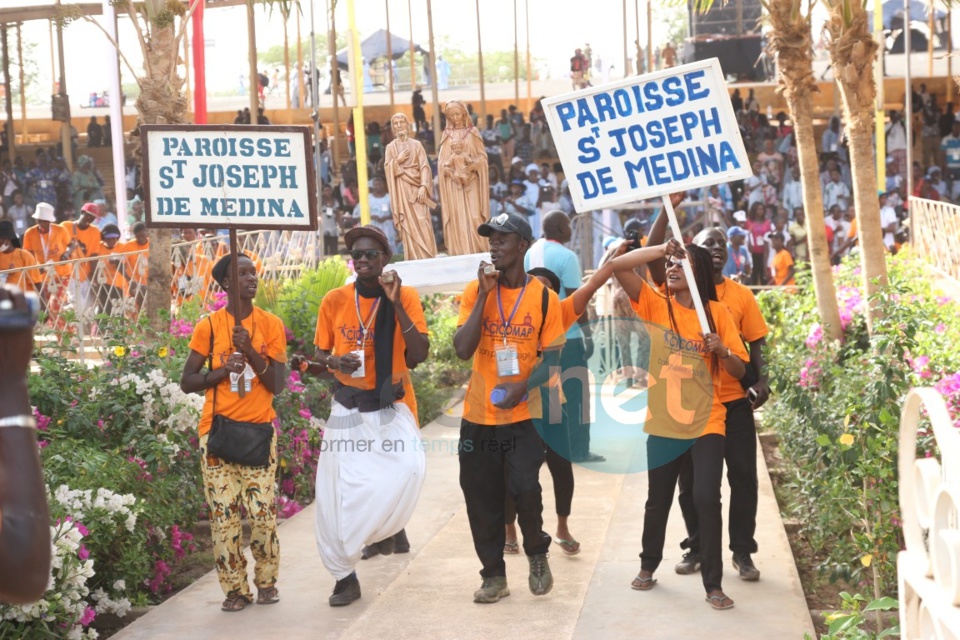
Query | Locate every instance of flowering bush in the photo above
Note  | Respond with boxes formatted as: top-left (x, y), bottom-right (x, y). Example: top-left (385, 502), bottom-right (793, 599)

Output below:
top-left (16, 258), bottom-right (469, 636)
top-left (0, 519), bottom-right (97, 640)
top-left (759, 250), bottom-right (960, 596)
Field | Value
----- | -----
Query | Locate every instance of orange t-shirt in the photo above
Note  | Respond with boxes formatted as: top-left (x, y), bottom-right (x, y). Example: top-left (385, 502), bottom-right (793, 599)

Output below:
top-left (457, 277), bottom-right (566, 426)
top-left (0, 248), bottom-right (40, 292)
top-left (89, 242), bottom-right (128, 291)
top-left (559, 295), bottom-right (581, 333)
top-left (715, 277), bottom-right (768, 403)
top-left (630, 280), bottom-right (748, 438)
top-left (188, 307), bottom-right (288, 436)
top-left (62, 221), bottom-right (104, 282)
top-left (772, 249), bottom-right (795, 286)
top-left (173, 246), bottom-right (213, 303)
top-left (314, 283), bottom-right (428, 423)
top-left (118, 239), bottom-right (150, 286)
top-left (22, 224), bottom-right (72, 278)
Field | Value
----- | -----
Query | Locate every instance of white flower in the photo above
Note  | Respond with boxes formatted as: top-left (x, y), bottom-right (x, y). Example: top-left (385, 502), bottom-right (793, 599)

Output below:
top-left (112, 580), bottom-right (125, 592)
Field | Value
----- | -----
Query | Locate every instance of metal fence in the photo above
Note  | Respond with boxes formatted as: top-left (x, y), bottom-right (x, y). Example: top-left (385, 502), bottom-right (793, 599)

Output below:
top-left (911, 198), bottom-right (960, 283)
top-left (4, 229), bottom-right (329, 360)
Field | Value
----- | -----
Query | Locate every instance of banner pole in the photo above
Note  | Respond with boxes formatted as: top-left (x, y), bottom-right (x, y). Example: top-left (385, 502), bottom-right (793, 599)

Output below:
top-left (660, 195), bottom-right (710, 335)
top-left (228, 228), bottom-right (245, 398)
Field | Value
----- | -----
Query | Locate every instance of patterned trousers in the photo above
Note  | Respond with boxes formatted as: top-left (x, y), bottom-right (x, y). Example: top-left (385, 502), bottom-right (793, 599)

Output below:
top-left (199, 433), bottom-right (280, 598)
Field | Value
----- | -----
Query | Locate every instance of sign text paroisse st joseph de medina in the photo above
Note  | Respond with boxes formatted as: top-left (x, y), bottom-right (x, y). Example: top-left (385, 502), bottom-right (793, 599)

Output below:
top-left (543, 58), bottom-right (752, 212)
top-left (141, 125), bottom-right (318, 231)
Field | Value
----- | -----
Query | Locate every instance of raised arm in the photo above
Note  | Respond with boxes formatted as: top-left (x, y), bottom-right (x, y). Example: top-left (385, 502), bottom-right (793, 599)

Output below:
top-left (643, 191), bottom-right (685, 287)
top-left (610, 239), bottom-right (686, 302)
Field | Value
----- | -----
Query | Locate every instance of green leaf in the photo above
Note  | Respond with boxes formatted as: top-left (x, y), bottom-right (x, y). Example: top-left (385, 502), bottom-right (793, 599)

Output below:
top-left (816, 434), bottom-right (832, 447)
top-left (864, 597), bottom-right (898, 611)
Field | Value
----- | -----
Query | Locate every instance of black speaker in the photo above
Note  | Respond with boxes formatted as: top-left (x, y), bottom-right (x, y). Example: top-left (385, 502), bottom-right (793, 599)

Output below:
top-left (681, 36), bottom-right (766, 80)
top-left (689, 0), bottom-right (763, 37)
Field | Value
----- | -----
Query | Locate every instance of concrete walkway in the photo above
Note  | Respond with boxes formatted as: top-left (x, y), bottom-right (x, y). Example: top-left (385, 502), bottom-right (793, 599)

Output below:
top-left (115, 402), bottom-right (814, 640)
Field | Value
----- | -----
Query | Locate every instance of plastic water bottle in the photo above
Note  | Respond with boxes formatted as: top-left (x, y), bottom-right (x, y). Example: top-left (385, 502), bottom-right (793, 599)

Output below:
top-left (230, 376), bottom-right (239, 393)
top-left (490, 387), bottom-right (528, 405)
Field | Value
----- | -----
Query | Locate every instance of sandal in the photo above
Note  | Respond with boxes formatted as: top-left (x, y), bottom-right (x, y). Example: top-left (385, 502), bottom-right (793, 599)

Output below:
top-left (221, 593), bottom-right (253, 612)
top-left (705, 593), bottom-right (735, 610)
top-left (257, 587), bottom-right (280, 605)
top-left (504, 541), bottom-right (520, 555)
top-left (554, 537), bottom-right (581, 556)
top-left (630, 574), bottom-right (657, 591)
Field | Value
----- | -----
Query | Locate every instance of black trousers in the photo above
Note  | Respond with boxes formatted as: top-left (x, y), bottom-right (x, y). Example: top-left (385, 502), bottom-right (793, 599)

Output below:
top-left (459, 419), bottom-right (552, 578)
top-left (561, 337), bottom-right (592, 460)
top-left (678, 398), bottom-right (759, 555)
top-left (504, 436), bottom-right (575, 522)
top-left (640, 434), bottom-right (725, 593)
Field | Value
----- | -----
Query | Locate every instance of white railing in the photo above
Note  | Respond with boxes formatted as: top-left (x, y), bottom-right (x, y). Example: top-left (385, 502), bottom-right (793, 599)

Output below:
top-left (910, 198), bottom-right (960, 283)
top-left (897, 388), bottom-right (960, 638)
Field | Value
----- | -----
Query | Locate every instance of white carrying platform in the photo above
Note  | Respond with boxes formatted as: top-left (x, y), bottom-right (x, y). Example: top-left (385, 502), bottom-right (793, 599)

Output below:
top-left (347, 252), bottom-right (491, 296)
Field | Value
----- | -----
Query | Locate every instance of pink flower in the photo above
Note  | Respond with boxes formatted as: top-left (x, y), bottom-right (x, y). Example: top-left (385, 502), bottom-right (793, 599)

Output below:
top-left (80, 606), bottom-right (96, 627)
top-left (75, 521), bottom-right (89, 537)
top-left (78, 545), bottom-right (89, 560)
top-left (805, 324), bottom-right (823, 350)
top-left (799, 358), bottom-right (822, 390)
top-left (935, 323), bottom-right (947, 334)
top-left (299, 408), bottom-right (312, 420)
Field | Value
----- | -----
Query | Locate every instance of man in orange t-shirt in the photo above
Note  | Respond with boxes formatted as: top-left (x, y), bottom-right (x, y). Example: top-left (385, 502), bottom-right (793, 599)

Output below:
top-left (118, 222), bottom-right (150, 312)
top-left (294, 225), bottom-right (429, 607)
top-left (0, 221), bottom-right (40, 292)
top-left (647, 218), bottom-right (771, 582)
top-left (454, 212), bottom-right (565, 604)
top-left (769, 233), bottom-right (795, 286)
top-left (61, 203), bottom-right (103, 319)
top-left (21, 202), bottom-right (72, 323)
top-left (87, 225), bottom-right (129, 318)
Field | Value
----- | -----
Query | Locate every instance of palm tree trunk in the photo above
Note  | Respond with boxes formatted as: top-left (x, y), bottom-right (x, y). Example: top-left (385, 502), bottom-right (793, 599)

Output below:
top-left (829, 15), bottom-right (888, 333)
top-left (788, 89), bottom-right (844, 339)
top-left (137, 21), bottom-right (186, 335)
top-left (766, 0), bottom-right (842, 339)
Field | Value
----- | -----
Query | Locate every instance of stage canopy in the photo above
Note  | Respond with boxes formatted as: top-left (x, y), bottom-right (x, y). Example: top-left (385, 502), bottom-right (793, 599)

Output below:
top-left (336, 29), bottom-right (428, 70)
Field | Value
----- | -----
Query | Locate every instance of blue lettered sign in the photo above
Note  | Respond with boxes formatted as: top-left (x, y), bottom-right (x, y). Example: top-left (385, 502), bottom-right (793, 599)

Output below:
top-left (141, 125), bottom-right (318, 230)
top-left (543, 58), bottom-right (751, 212)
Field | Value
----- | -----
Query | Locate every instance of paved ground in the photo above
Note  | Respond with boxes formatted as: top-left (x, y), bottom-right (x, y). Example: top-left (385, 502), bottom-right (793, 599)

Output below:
top-left (114, 400), bottom-right (815, 640)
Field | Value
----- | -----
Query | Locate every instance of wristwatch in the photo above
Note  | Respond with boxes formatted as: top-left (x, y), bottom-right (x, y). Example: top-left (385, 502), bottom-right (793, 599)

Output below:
top-left (721, 347), bottom-right (732, 359)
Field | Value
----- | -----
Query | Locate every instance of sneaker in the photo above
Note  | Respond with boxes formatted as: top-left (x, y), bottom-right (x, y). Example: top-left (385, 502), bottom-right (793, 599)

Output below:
top-left (732, 553), bottom-right (760, 581)
top-left (675, 551), bottom-right (701, 574)
top-left (360, 544), bottom-right (379, 560)
top-left (473, 576), bottom-right (510, 603)
top-left (328, 572), bottom-right (361, 606)
top-left (394, 528), bottom-right (410, 553)
top-left (528, 553), bottom-right (554, 596)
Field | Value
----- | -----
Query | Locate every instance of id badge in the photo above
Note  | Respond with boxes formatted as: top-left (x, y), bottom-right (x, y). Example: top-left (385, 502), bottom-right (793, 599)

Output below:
top-left (350, 349), bottom-right (366, 379)
top-left (495, 344), bottom-right (520, 378)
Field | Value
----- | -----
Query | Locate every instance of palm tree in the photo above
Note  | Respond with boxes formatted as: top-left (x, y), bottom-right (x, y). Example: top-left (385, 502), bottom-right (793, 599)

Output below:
top-left (762, 0), bottom-right (843, 339)
top-left (67, 0), bottom-right (198, 334)
top-left (823, 0), bottom-right (888, 331)
top-left (684, 0), bottom-right (842, 337)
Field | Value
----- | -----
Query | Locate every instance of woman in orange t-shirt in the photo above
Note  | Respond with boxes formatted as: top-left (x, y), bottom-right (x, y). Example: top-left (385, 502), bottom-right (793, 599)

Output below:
top-left (179, 253), bottom-right (288, 612)
top-left (611, 240), bottom-right (747, 611)
top-left (292, 225), bottom-right (429, 607)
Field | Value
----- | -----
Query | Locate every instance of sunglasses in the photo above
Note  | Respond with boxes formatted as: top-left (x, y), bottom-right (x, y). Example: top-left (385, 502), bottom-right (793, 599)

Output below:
top-left (664, 258), bottom-right (684, 269)
top-left (491, 213), bottom-right (510, 226)
top-left (350, 249), bottom-right (383, 260)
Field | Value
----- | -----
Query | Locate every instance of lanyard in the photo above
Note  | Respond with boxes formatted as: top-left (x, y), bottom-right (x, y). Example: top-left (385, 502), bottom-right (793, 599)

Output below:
top-left (731, 247), bottom-right (742, 271)
top-left (496, 276), bottom-right (529, 346)
top-left (354, 287), bottom-right (380, 347)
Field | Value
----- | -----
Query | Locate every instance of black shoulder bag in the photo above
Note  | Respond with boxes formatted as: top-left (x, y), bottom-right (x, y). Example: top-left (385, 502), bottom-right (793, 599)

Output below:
top-left (205, 317), bottom-right (274, 467)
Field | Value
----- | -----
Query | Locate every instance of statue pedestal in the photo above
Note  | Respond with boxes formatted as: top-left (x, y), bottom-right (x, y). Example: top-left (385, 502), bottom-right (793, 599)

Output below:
top-left (348, 253), bottom-right (491, 295)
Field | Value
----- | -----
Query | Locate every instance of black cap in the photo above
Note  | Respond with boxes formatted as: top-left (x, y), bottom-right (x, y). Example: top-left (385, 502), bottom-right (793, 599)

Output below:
top-left (0, 220), bottom-right (19, 246)
top-left (477, 213), bottom-right (533, 243)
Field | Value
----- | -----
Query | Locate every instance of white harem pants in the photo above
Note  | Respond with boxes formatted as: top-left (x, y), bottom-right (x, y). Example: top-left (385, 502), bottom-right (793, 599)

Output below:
top-left (314, 400), bottom-right (426, 580)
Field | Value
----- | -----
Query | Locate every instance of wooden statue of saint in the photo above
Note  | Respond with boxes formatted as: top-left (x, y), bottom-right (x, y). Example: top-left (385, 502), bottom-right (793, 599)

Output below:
top-left (383, 113), bottom-right (438, 260)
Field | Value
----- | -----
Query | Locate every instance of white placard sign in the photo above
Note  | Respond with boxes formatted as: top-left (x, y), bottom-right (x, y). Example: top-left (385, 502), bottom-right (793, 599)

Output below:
top-left (141, 125), bottom-right (318, 230)
top-left (543, 58), bottom-right (751, 212)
